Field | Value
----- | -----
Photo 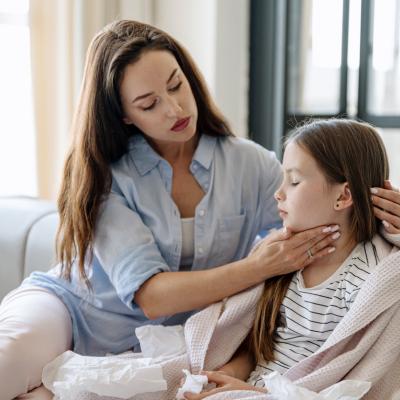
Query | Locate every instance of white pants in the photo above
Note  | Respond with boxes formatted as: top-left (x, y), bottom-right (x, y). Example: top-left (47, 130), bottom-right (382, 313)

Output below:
top-left (0, 286), bottom-right (72, 400)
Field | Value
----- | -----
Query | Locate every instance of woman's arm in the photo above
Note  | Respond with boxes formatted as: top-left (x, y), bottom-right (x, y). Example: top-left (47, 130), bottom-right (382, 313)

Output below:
top-left (135, 225), bottom-right (340, 319)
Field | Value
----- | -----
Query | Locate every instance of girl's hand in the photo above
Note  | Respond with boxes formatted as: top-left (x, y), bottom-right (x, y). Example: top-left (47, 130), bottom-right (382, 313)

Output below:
top-left (183, 371), bottom-right (266, 399)
top-left (249, 224), bottom-right (340, 278)
top-left (371, 180), bottom-right (400, 234)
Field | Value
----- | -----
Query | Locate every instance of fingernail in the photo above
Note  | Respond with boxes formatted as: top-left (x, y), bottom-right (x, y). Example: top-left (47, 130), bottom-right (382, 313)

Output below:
top-left (370, 188), bottom-right (378, 194)
top-left (322, 226), bottom-right (331, 233)
top-left (382, 220), bottom-right (390, 228)
top-left (331, 225), bottom-right (339, 232)
top-left (328, 247), bottom-right (336, 253)
top-left (332, 232), bottom-right (341, 240)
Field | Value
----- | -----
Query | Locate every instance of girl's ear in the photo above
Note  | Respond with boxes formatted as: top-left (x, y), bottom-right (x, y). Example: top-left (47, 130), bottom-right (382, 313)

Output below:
top-left (334, 183), bottom-right (353, 210)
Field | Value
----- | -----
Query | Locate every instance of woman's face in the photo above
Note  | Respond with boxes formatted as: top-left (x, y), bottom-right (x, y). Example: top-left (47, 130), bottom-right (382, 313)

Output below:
top-left (120, 49), bottom-right (198, 146)
top-left (274, 142), bottom-right (342, 232)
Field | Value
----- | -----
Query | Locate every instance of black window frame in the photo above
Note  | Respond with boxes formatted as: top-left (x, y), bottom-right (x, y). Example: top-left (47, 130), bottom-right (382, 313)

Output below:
top-left (249, 0), bottom-right (400, 157)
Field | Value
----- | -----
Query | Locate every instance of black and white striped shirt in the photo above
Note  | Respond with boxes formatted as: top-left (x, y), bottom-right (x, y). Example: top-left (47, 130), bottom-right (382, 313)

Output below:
top-left (248, 238), bottom-right (386, 387)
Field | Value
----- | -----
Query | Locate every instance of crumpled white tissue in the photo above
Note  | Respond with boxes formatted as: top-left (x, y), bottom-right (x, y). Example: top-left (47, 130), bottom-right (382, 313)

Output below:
top-left (136, 324), bottom-right (186, 362)
top-left (176, 369), bottom-right (208, 399)
top-left (263, 372), bottom-right (371, 400)
top-left (42, 351), bottom-right (166, 399)
top-left (42, 325), bottom-right (186, 399)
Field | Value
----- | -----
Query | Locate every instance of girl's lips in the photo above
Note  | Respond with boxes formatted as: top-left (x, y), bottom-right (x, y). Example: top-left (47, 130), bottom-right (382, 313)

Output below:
top-left (171, 117), bottom-right (190, 132)
top-left (278, 209), bottom-right (287, 218)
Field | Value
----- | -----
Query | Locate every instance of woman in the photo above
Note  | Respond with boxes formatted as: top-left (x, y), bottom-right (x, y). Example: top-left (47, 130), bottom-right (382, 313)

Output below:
top-left (0, 20), bottom-right (398, 400)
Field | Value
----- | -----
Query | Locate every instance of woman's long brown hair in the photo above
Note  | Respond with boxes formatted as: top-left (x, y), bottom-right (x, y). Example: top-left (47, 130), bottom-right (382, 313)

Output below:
top-left (56, 20), bottom-right (232, 285)
top-left (250, 119), bottom-right (389, 364)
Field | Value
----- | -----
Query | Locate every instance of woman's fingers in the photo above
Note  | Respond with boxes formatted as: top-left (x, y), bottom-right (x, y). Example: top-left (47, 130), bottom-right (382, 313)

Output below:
top-left (288, 225), bottom-right (338, 249)
top-left (373, 207), bottom-right (400, 233)
top-left (371, 182), bottom-right (400, 233)
top-left (297, 230), bottom-right (340, 257)
top-left (371, 190), bottom-right (400, 217)
top-left (299, 239), bottom-right (338, 268)
top-left (291, 231), bottom-right (340, 270)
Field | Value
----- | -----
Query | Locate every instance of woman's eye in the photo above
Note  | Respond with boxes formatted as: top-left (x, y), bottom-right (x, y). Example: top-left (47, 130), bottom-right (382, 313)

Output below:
top-left (169, 81), bottom-right (182, 92)
top-left (291, 181), bottom-right (299, 186)
top-left (142, 101), bottom-right (157, 111)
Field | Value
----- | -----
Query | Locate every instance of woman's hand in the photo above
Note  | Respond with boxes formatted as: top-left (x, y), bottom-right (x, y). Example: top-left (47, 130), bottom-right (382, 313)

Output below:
top-left (248, 224), bottom-right (340, 279)
top-left (183, 371), bottom-right (266, 399)
top-left (371, 180), bottom-right (400, 234)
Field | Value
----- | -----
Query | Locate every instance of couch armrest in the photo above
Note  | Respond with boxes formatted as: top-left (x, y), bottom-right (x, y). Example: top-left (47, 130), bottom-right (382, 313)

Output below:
top-left (0, 196), bottom-right (58, 300)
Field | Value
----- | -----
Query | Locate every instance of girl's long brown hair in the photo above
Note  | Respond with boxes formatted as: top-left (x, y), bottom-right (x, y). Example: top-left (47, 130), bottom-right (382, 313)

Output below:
top-left (251, 119), bottom-right (389, 364)
top-left (57, 20), bottom-right (232, 285)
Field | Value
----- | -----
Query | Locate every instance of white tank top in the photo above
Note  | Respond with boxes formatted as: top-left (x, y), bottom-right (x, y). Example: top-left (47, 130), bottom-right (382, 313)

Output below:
top-left (180, 217), bottom-right (195, 268)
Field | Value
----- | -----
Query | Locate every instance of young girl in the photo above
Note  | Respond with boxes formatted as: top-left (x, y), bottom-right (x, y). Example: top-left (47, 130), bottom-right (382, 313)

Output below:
top-left (184, 118), bottom-right (398, 399)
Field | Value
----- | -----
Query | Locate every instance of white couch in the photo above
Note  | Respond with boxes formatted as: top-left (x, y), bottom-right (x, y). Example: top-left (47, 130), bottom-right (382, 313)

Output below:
top-left (0, 197), bottom-right (59, 301)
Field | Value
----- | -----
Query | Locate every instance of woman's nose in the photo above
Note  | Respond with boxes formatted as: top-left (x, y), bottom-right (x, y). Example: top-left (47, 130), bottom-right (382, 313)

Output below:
top-left (165, 96), bottom-right (182, 117)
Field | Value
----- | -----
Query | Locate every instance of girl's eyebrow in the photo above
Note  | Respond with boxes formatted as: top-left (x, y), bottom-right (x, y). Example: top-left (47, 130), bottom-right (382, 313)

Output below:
top-left (132, 68), bottom-right (178, 104)
top-left (285, 167), bottom-right (301, 173)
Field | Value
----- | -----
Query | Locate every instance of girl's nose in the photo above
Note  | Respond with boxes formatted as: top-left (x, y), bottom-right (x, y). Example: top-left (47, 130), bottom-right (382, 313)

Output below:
top-left (274, 186), bottom-right (285, 201)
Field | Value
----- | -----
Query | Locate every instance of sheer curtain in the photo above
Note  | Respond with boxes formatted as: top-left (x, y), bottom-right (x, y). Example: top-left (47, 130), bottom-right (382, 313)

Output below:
top-left (29, 0), bottom-right (153, 199)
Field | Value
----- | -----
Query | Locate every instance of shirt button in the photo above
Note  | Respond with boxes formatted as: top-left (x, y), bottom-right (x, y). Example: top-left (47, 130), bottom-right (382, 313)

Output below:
top-left (198, 209), bottom-right (205, 217)
top-left (198, 247), bottom-right (204, 254)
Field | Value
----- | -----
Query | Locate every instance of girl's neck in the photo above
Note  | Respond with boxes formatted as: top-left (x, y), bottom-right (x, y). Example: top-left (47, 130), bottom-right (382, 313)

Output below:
top-left (302, 227), bottom-right (357, 288)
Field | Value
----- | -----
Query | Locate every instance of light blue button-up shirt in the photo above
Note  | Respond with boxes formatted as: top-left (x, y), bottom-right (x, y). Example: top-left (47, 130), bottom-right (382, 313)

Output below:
top-left (25, 133), bottom-right (282, 355)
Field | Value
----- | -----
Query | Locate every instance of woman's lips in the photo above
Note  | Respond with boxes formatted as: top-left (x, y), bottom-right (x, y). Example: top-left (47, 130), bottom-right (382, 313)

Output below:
top-left (171, 117), bottom-right (190, 132)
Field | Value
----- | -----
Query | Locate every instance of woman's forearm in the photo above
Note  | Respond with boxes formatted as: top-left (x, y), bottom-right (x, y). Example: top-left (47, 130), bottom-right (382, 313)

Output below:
top-left (135, 225), bottom-right (338, 319)
top-left (134, 257), bottom-right (265, 319)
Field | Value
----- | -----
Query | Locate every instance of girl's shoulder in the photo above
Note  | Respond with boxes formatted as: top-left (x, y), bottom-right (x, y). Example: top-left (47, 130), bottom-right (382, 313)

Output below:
top-left (344, 234), bottom-right (393, 282)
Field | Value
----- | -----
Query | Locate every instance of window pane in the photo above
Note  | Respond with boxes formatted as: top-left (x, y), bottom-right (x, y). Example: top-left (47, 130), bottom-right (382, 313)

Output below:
top-left (287, 0), bottom-right (343, 114)
top-left (0, 0), bottom-right (28, 14)
top-left (379, 129), bottom-right (400, 187)
top-left (0, 24), bottom-right (37, 196)
top-left (367, 0), bottom-right (400, 115)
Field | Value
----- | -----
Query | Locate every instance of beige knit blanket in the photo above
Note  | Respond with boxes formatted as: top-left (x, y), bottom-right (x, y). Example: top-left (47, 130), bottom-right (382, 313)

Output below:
top-left (70, 238), bottom-right (400, 400)
top-left (200, 251), bottom-right (400, 400)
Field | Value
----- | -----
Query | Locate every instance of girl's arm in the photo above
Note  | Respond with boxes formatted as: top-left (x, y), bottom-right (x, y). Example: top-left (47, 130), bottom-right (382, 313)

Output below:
top-left (217, 351), bottom-right (254, 381)
top-left (135, 226), bottom-right (339, 319)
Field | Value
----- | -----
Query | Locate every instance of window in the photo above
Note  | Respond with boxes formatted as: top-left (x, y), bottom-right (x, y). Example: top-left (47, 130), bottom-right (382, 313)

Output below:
top-left (0, 0), bottom-right (37, 196)
top-left (250, 0), bottom-right (400, 186)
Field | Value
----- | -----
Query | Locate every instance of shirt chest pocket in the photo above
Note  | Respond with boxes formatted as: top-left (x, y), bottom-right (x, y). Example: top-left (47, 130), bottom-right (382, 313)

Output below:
top-left (214, 213), bottom-right (246, 264)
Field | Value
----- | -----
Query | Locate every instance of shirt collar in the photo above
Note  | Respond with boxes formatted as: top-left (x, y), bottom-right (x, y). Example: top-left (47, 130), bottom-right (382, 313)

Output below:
top-left (128, 133), bottom-right (218, 176)
top-left (128, 134), bottom-right (162, 176)
top-left (192, 134), bottom-right (217, 170)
